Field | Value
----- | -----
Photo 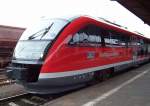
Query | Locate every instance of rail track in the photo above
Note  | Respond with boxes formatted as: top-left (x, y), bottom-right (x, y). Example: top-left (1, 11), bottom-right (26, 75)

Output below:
top-left (0, 78), bottom-right (15, 86)
top-left (0, 93), bottom-right (51, 106)
top-left (0, 68), bottom-right (16, 86)
top-left (0, 91), bottom-right (68, 106)
top-left (0, 72), bottom-right (15, 86)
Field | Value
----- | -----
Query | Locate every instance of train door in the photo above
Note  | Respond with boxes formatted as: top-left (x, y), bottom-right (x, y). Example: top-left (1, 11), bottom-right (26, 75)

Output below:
top-left (103, 31), bottom-right (127, 64)
top-left (148, 42), bottom-right (150, 60)
top-left (132, 36), bottom-right (138, 65)
top-left (102, 31), bottom-right (115, 64)
top-left (67, 24), bottom-right (102, 68)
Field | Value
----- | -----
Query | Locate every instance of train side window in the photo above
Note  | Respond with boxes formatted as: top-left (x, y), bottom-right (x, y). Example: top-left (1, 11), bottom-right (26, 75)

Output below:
top-left (148, 43), bottom-right (150, 55)
top-left (136, 38), bottom-right (141, 56)
top-left (104, 31), bottom-right (128, 47)
top-left (69, 24), bottom-right (103, 47)
top-left (140, 39), bottom-right (148, 56)
top-left (103, 31), bottom-right (111, 47)
top-left (144, 40), bottom-right (149, 55)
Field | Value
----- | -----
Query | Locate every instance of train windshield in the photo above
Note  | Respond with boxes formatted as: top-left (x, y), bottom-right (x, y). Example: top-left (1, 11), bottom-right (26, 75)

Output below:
top-left (14, 40), bottom-right (50, 60)
top-left (20, 18), bottom-right (69, 40)
top-left (13, 18), bottom-right (69, 60)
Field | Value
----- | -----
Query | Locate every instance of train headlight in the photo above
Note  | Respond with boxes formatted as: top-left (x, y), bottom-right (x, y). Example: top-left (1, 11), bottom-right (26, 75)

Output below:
top-left (40, 53), bottom-right (44, 58)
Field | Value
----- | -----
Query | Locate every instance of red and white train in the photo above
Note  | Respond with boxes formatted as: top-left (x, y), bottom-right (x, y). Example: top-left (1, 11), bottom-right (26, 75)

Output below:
top-left (7, 16), bottom-right (150, 94)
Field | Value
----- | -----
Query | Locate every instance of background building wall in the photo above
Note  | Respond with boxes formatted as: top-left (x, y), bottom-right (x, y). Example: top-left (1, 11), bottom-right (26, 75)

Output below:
top-left (0, 25), bottom-right (25, 68)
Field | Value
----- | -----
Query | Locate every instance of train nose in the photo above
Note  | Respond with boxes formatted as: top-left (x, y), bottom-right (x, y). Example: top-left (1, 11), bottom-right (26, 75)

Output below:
top-left (6, 63), bottom-right (42, 82)
top-left (6, 66), bottom-right (28, 81)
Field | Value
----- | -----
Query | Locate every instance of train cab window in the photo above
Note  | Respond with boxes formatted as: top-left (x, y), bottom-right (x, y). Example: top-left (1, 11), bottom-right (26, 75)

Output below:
top-left (69, 25), bottom-right (103, 47)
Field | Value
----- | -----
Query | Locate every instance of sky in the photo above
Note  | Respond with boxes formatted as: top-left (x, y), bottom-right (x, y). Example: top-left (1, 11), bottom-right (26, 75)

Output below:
top-left (0, 0), bottom-right (150, 38)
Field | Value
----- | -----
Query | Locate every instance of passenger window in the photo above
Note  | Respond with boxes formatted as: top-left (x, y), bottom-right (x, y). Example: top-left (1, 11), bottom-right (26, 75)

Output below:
top-left (104, 31), bottom-right (129, 47)
top-left (137, 39), bottom-right (148, 56)
top-left (103, 32), bottom-right (111, 46)
top-left (69, 25), bottom-right (103, 47)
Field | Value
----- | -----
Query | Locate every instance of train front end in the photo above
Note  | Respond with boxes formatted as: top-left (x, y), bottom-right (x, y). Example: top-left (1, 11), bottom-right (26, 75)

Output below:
top-left (6, 17), bottom-right (70, 94)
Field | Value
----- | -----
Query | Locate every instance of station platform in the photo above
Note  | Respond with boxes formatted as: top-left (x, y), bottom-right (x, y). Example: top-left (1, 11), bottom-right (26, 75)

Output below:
top-left (44, 63), bottom-right (150, 106)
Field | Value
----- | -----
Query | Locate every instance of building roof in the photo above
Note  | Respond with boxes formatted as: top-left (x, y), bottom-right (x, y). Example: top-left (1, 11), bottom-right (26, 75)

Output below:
top-left (0, 25), bottom-right (25, 41)
top-left (113, 0), bottom-right (150, 25)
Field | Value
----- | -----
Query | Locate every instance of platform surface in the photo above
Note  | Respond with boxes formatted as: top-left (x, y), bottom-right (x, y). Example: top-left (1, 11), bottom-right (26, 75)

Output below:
top-left (44, 63), bottom-right (150, 106)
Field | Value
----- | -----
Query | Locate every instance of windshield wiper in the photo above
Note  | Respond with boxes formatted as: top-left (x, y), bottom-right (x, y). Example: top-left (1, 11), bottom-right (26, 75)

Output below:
top-left (28, 23), bottom-right (54, 40)
top-left (40, 23), bottom-right (54, 40)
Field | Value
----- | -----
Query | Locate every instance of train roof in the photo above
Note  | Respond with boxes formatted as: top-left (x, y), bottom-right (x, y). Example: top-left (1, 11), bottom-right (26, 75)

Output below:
top-left (67, 15), bottom-right (150, 41)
